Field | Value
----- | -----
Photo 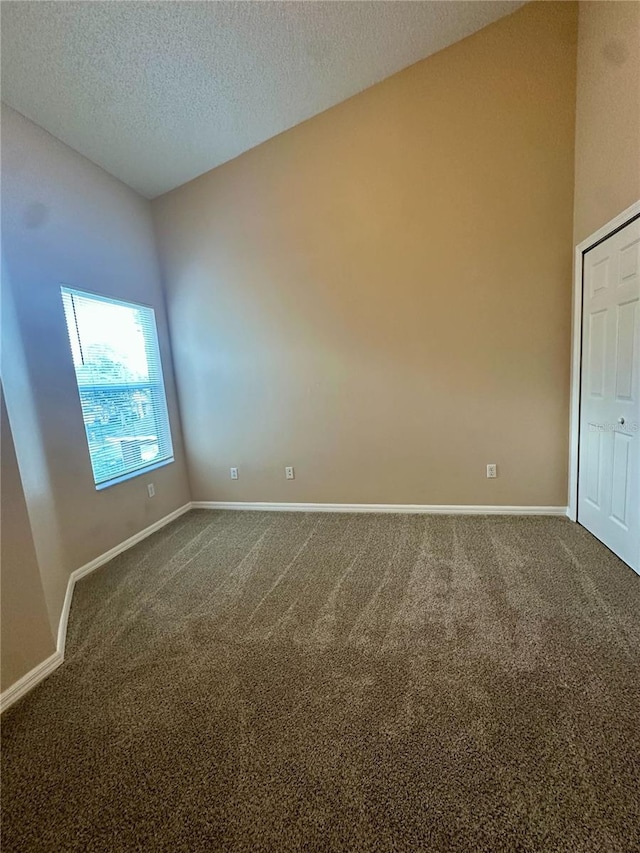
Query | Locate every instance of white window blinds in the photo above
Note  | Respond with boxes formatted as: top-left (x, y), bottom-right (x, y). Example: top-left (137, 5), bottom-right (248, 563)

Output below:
top-left (61, 287), bottom-right (174, 489)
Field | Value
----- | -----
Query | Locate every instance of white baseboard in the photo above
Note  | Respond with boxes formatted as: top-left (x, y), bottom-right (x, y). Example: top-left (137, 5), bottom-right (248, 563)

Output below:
top-left (1, 502), bottom-right (192, 714)
top-left (0, 651), bottom-right (64, 714)
top-left (192, 501), bottom-right (568, 516)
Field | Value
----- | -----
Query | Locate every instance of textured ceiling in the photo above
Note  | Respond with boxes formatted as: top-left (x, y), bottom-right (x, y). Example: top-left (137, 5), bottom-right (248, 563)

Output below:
top-left (1, 1), bottom-right (525, 198)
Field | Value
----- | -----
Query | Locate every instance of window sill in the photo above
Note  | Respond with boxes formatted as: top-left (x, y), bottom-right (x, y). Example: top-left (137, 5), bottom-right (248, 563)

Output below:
top-left (95, 457), bottom-right (175, 491)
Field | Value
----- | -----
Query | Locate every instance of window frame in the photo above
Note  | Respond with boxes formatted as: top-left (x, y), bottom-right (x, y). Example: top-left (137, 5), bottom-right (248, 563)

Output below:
top-left (60, 285), bottom-right (175, 490)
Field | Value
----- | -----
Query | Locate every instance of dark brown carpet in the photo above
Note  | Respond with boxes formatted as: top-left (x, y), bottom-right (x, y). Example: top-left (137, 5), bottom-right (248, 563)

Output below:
top-left (2, 510), bottom-right (639, 852)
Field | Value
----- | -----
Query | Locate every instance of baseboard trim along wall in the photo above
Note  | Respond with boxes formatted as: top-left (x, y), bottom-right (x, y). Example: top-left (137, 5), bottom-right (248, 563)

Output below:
top-left (192, 501), bottom-right (569, 516)
top-left (0, 502), bottom-right (192, 714)
top-left (0, 651), bottom-right (64, 714)
top-left (1, 499), bottom-right (569, 712)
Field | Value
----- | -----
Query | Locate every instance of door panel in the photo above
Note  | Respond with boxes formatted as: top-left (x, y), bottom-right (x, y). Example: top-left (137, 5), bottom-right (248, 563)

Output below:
top-left (620, 237), bottom-right (639, 282)
top-left (578, 216), bottom-right (640, 573)
top-left (590, 256), bottom-right (609, 296)
top-left (614, 300), bottom-right (637, 400)
top-left (585, 427), bottom-right (602, 508)
top-left (588, 310), bottom-right (607, 397)
top-left (610, 432), bottom-right (631, 527)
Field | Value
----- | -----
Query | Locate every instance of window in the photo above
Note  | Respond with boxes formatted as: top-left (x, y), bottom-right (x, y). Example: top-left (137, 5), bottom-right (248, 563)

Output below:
top-left (61, 287), bottom-right (174, 489)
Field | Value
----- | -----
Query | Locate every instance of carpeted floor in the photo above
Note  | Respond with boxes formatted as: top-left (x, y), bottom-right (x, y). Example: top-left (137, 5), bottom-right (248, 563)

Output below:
top-left (2, 510), bottom-right (639, 852)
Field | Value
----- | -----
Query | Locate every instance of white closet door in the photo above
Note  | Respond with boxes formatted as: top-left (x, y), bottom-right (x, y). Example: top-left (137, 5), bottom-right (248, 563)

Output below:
top-left (578, 216), bottom-right (640, 574)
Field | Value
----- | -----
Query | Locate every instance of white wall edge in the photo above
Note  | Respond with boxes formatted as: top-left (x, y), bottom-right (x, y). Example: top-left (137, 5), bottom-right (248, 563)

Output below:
top-left (0, 650), bottom-right (64, 714)
top-left (192, 501), bottom-right (568, 516)
top-left (568, 200), bottom-right (640, 522)
top-left (1, 502), bottom-right (192, 714)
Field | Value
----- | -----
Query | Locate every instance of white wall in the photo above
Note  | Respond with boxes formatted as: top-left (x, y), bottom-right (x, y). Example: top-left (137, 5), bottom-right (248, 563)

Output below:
top-left (1, 106), bottom-right (191, 654)
top-left (1, 386), bottom-right (56, 692)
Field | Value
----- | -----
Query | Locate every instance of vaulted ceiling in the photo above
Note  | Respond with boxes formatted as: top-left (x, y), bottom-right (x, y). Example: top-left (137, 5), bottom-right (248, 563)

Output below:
top-left (1, 1), bottom-right (525, 198)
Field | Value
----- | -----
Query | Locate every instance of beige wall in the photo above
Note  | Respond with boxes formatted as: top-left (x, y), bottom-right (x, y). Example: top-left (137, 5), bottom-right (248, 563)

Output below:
top-left (1, 387), bottom-right (56, 693)
top-left (154, 2), bottom-right (578, 507)
top-left (574, 1), bottom-right (640, 243)
top-left (1, 106), bottom-right (191, 643)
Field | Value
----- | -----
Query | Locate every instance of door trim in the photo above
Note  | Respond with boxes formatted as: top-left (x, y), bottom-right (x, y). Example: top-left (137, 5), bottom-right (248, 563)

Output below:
top-left (567, 200), bottom-right (640, 522)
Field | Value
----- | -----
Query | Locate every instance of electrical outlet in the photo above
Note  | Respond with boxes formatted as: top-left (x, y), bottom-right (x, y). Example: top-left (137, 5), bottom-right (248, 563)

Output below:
top-left (147, 483), bottom-right (155, 498)
top-left (285, 466), bottom-right (295, 480)
top-left (230, 467), bottom-right (238, 480)
top-left (486, 464), bottom-right (497, 479)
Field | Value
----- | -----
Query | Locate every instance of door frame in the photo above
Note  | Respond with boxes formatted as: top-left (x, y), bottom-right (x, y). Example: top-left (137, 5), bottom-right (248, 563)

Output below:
top-left (567, 199), bottom-right (640, 522)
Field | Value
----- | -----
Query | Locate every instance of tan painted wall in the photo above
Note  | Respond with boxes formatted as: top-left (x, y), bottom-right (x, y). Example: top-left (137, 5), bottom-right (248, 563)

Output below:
top-left (1, 106), bottom-right (191, 640)
top-left (1, 387), bottom-right (56, 692)
top-left (573, 1), bottom-right (640, 244)
top-left (154, 2), bottom-right (578, 507)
